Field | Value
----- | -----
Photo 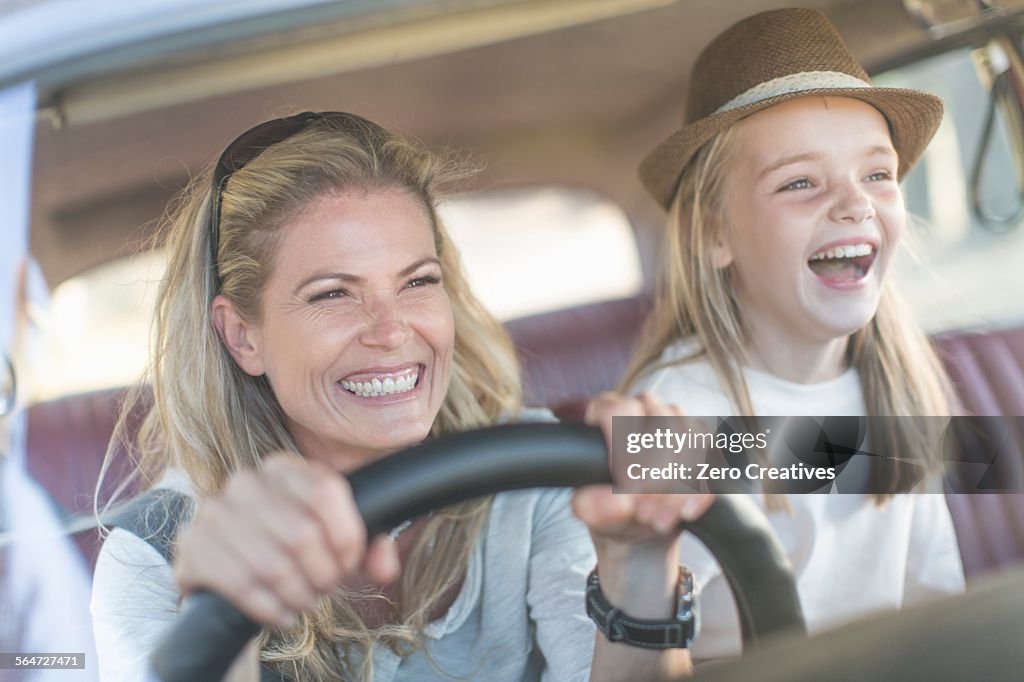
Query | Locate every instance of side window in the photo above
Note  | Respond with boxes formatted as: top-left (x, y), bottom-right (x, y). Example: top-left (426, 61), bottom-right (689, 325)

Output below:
top-left (439, 187), bottom-right (643, 319)
top-left (876, 37), bottom-right (1024, 332)
top-left (29, 251), bottom-right (164, 402)
top-left (29, 186), bottom-right (642, 402)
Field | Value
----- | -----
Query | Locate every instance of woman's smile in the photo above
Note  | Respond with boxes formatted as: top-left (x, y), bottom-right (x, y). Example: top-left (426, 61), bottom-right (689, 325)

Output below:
top-left (338, 362), bottom-right (424, 401)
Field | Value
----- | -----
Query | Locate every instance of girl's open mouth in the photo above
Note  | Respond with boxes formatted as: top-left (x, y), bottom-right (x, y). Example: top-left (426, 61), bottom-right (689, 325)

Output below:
top-left (807, 242), bottom-right (877, 287)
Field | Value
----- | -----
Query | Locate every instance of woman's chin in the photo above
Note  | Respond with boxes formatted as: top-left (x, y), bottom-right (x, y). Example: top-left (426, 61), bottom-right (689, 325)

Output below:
top-left (357, 424), bottom-right (434, 457)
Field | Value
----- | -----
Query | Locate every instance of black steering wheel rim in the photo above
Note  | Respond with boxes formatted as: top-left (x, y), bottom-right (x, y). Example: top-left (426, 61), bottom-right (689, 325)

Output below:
top-left (151, 422), bottom-right (806, 681)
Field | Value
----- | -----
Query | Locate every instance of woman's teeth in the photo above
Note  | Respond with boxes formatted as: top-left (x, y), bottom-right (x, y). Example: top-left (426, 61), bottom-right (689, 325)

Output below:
top-left (341, 370), bottom-right (419, 398)
top-left (808, 243), bottom-right (873, 261)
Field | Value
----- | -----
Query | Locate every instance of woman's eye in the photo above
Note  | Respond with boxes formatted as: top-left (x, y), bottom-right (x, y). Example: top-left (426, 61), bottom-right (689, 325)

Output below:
top-left (779, 178), bottom-right (812, 191)
top-left (309, 289), bottom-right (349, 303)
top-left (866, 170), bottom-right (893, 182)
top-left (405, 274), bottom-right (441, 289)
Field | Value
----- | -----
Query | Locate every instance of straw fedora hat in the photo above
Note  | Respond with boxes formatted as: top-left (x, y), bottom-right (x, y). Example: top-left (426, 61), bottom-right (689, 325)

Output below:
top-left (639, 7), bottom-right (944, 209)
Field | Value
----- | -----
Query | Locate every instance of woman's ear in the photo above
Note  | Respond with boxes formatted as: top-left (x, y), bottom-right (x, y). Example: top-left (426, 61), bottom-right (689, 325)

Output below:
top-left (211, 295), bottom-right (266, 377)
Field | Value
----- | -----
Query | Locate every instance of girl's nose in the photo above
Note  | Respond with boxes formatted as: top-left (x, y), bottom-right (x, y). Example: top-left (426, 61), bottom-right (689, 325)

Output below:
top-left (828, 181), bottom-right (876, 224)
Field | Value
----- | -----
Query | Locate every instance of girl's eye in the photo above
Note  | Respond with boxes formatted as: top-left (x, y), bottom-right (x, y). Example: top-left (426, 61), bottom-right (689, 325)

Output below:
top-left (866, 170), bottom-right (893, 182)
top-left (309, 289), bottom-right (349, 303)
top-left (779, 178), bottom-right (812, 191)
top-left (405, 274), bottom-right (441, 289)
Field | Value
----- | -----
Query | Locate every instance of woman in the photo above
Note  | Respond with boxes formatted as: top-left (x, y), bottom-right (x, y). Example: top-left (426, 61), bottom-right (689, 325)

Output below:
top-left (91, 111), bottom-right (709, 681)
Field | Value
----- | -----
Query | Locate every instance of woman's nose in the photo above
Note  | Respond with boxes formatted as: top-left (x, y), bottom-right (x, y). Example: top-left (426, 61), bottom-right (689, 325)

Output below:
top-left (358, 295), bottom-right (412, 350)
top-left (828, 180), bottom-right (876, 224)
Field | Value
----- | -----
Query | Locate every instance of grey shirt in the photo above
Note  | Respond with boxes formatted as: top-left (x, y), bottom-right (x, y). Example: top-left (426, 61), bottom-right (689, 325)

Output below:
top-left (92, 477), bottom-right (597, 681)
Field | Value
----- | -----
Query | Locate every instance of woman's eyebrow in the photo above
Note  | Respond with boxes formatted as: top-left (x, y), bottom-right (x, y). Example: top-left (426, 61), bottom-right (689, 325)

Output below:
top-left (293, 256), bottom-right (441, 295)
top-left (294, 271), bottom-right (361, 294)
top-left (398, 256), bottom-right (441, 277)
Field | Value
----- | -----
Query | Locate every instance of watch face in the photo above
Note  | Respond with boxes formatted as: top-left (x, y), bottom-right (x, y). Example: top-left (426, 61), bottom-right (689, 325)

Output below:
top-left (688, 593), bottom-right (701, 643)
top-left (676, 566), bottom-right (700, 643)
top-left (0, 354), bottom-right (15, 418)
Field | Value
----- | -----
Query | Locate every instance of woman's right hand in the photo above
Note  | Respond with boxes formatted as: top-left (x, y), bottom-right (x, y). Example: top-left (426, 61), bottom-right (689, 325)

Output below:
top-left (173, 454), bottom-right (400, 627)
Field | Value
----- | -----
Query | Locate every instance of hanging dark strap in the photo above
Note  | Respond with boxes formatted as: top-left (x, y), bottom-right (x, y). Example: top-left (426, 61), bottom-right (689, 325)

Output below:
top-left (104, 488), bottom-right (193, 563)
top-left (107, 488), bottom-right (287, 682)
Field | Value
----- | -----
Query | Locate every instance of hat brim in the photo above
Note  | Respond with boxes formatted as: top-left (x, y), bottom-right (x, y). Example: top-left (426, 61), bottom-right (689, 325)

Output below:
top-left (638, 87), bottom-right (944, 210)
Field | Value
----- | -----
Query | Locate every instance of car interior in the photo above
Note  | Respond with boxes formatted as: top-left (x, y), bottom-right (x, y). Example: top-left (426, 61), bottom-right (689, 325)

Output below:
top-left (7, 0), bottom-right (1024, 671)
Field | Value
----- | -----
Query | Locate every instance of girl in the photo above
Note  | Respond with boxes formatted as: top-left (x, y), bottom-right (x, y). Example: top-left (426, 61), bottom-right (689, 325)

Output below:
top-left (627, 7), bottom-right (965, 662)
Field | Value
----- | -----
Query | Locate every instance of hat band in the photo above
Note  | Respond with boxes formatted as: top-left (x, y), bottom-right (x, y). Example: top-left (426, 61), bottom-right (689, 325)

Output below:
top-left (714, 71), bottom-right (871, 115)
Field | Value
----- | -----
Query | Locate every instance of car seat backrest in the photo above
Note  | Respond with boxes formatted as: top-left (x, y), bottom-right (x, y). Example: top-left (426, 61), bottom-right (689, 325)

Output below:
top-left (505, 296), bottom-right (652, 421)
top-left (23, 295), bottom-right (1024, 579)
top-left (932, 328), bottom-right (1024, 578)
top-left (25, 386), bottom-right (146, 568)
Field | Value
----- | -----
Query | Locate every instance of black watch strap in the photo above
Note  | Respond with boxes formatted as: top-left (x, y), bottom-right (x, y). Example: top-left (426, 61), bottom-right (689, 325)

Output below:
top-left (585, 567), bottom-right (698, 649)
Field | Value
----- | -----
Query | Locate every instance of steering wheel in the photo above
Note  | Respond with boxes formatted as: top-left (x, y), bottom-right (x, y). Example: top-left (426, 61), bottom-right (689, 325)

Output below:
top-left (150, 422), bottom-right (806, 681)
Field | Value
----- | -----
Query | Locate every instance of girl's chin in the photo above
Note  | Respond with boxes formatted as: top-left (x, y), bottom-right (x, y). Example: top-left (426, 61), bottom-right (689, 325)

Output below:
top-left (811, 313), bottom-right (877, 341)
top-left (808, 290), bottom-right (881, 332)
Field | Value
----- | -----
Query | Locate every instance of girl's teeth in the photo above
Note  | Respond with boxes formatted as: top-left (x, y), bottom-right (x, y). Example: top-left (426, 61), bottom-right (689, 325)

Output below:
top-left (809, 243), bottom-right (874, 261)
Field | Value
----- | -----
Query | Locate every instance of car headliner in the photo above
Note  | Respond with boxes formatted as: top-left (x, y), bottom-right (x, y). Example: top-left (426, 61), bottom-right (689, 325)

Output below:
top-left (3, 0), bottom-right (1014, 287)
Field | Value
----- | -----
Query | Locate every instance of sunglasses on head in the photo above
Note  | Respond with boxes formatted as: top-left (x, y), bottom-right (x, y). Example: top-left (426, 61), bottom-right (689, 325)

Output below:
top-left (208, 111), bottom-right (382, 288)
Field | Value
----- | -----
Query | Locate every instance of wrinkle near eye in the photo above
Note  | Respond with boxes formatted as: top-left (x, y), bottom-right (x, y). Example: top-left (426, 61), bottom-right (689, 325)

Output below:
top-left (399, 285), bottom-right (448, 305)
top-left (277, 295), bottom-right (350, 326)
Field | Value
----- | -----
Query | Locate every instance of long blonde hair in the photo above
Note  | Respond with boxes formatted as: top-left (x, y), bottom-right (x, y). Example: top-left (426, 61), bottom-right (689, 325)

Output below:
top-left (622, 125), bottom-right (956, 501)
top-left (100, 114), bottom-right (522, 680)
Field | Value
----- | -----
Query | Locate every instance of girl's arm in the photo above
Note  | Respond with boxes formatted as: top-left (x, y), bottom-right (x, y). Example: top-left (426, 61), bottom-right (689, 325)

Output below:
top-left (574, 392), bottom-right (715, 681)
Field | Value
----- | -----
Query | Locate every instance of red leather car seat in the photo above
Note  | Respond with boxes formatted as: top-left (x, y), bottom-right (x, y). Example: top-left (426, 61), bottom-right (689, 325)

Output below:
top-left (933, 328), bottom-right (1024, 578)
top-left (505, 296), bottom-right (652, 421)
top-left (24, 296), bottom-right (1024, 579)
top-left (24, 387), bottom-right (145, 568)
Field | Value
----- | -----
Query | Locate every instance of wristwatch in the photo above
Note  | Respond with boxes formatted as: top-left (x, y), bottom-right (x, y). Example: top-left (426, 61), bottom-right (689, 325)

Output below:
top-left (585, 565), bottom-right (700, 649)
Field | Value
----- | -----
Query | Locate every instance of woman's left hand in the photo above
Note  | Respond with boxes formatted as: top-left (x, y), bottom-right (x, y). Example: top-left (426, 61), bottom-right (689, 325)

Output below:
top-left (573, 392), bottom-right (714, 621)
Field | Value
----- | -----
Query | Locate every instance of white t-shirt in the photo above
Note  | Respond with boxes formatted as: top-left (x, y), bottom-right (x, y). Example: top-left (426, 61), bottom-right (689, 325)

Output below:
top-left (632, 340), bottom-right (965, 661)
top-left (91, 476), bottom-right (596, 682)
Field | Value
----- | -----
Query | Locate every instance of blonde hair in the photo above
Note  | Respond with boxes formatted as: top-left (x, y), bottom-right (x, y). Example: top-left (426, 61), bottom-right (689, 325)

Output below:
top-left (100, 115), bottom-right (522, 680)
top-left (622, 125), bottom-right (956, 501)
